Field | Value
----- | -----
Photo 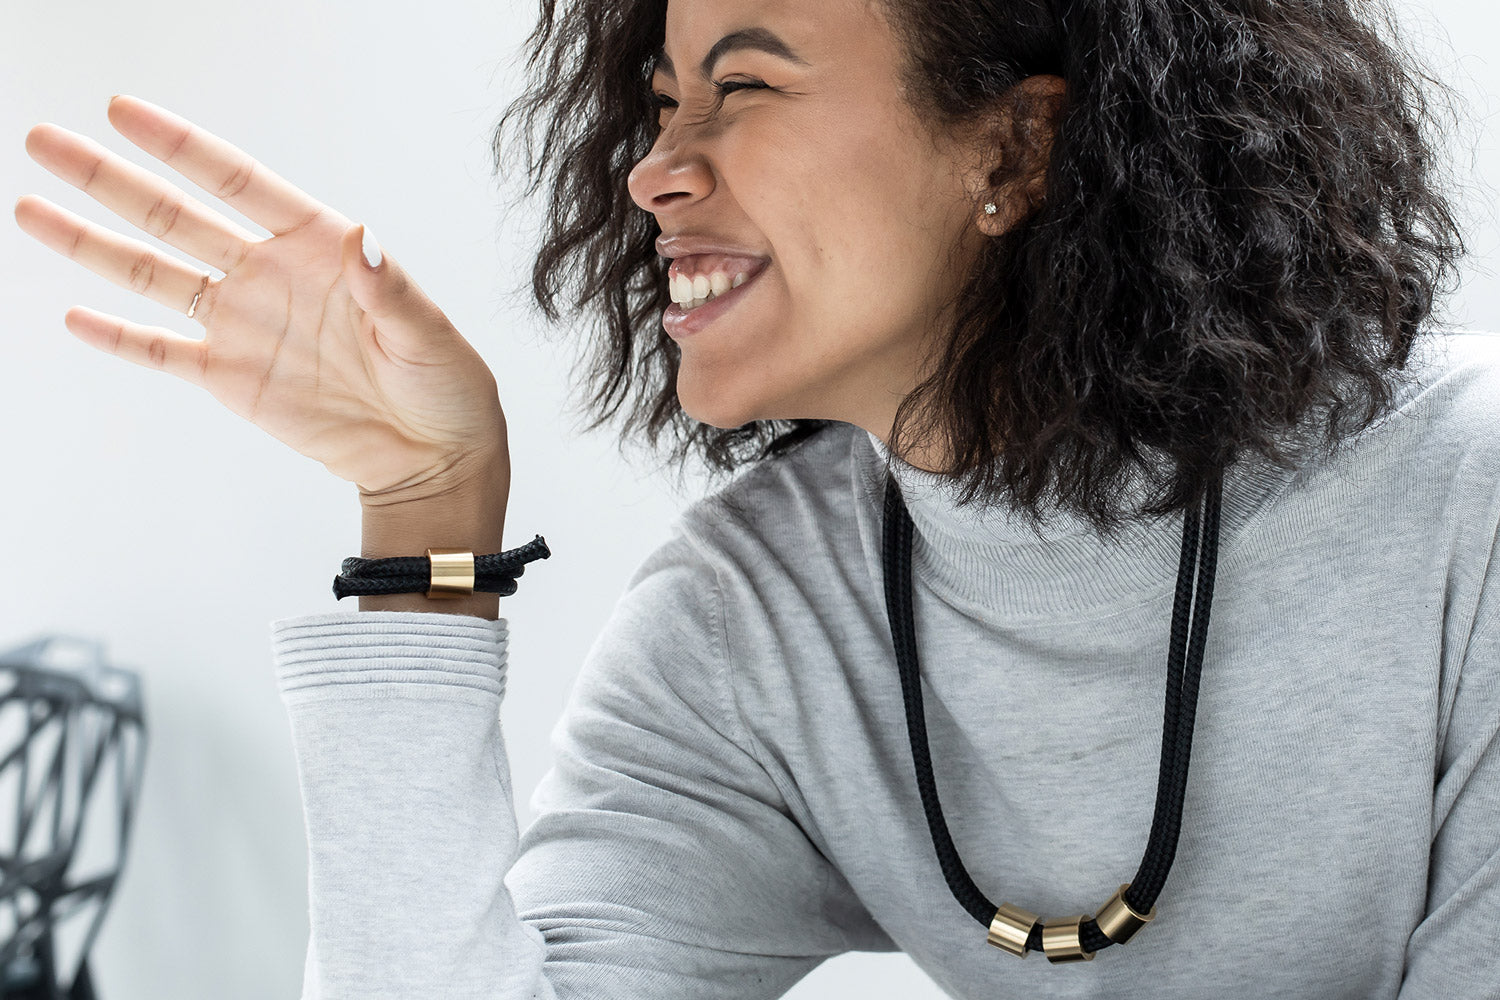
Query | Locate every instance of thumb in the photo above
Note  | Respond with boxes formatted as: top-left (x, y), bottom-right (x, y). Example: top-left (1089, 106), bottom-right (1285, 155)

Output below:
top-left (341, 222), bottom-right (449, 355)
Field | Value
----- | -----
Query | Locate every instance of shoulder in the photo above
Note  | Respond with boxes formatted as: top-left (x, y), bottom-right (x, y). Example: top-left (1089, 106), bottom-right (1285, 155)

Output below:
top-left (621, 423), bottom-right (872, 615)
top-left (1305, 328), bottom-right (1500, 487)
top-left (1384, 328), bottom-right (1500, 439)
top-left (595, 424), bottom-right (863, 684)
top-left (1403, 327), bottom-right (1500, 404)
top-left (672, 422), bottom-right (868, 563)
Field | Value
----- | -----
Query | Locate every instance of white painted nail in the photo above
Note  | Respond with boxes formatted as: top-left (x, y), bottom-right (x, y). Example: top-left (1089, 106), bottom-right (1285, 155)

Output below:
top-left (361, 226), bottom-right (383, 269)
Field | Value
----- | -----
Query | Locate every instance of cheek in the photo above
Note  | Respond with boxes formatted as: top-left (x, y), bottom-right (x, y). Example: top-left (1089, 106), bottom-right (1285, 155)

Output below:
top-left (777, 117), bottom-right (952, 303)
top-left (716, 111), bottom-right (960, 357)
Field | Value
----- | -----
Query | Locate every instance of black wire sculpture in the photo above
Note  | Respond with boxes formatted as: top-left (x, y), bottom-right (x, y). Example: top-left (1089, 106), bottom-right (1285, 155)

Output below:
top-left (0, 636), bottom-right (146, 1000)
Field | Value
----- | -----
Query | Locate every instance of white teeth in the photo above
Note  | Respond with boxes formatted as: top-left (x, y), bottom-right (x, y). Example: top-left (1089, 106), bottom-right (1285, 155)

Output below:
top-left (672, 270), bottom-right (754, 310)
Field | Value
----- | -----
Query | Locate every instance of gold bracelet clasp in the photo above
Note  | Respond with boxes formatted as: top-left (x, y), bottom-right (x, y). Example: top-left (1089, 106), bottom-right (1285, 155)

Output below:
top-left (426, 548), bottom-right (476, 598)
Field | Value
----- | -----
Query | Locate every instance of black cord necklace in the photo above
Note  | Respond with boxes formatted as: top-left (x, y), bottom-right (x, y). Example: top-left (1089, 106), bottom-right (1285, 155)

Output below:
top-left (879, 469), bottom-right (1222, 963)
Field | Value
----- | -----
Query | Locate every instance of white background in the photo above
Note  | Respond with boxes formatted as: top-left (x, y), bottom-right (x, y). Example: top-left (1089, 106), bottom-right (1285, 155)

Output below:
top-left (1, 1), bottom-right (1496, 997)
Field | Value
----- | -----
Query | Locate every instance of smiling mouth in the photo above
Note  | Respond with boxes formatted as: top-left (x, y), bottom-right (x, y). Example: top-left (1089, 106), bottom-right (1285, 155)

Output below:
top-left (661, 260), bottom-right (770, 338)
top-left (668, 256), bottom-right (772, 311)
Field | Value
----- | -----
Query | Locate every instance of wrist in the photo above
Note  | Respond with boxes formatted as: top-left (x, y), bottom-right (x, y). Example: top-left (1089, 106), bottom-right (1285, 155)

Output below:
top-left (360, 492), bottom-right (507, 556)
top-left (355, 460), bottom-right (510, 618)
top-left (358, 442), bottom-right (510, 501)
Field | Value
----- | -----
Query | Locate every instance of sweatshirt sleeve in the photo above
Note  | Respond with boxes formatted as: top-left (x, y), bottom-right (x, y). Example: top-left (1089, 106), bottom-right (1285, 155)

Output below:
top-left (270, 610), bottom-right (551, 999)
top-left (1395, 615), bottom-right (1500, 997)
top-left (268, 525), bottom-right (863, 1000)
top-left (503, 525), bottom-right (867, 997)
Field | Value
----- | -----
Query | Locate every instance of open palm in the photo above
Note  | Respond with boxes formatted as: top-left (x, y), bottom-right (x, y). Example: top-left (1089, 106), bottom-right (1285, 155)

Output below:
top-left (14, 95), bottom-right (507, 501)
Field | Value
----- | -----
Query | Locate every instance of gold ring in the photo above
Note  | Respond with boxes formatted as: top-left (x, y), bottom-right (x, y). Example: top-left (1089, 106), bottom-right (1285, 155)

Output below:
top-left (186, 273), bottom-right (211, 319)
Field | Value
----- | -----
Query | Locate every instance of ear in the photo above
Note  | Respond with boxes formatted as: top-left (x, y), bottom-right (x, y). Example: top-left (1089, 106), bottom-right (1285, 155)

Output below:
top-left (970, 74), bottom-right (1067, 237)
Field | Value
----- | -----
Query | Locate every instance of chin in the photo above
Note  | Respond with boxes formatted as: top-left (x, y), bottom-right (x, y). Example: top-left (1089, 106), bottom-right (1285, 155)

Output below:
top-left (676, 377), bottom-right (765, 430)
top-left (680, 399), bottom-right (760, 430)
top-left (675, 355), bottom-right (826, 428)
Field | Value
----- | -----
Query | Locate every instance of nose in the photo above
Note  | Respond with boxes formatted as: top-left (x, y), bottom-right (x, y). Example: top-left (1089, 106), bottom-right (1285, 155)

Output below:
top-left (627, 134), bottom-right (714, 216)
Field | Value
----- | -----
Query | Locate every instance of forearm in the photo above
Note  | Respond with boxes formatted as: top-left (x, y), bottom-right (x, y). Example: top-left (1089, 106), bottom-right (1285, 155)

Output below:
top-left (270, 614), bottom-right (555, 999)
top-left (356, 464), bottom-right (510, 620)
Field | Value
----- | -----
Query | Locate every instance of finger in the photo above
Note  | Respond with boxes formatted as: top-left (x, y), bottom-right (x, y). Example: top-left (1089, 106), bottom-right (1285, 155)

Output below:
top-left (64, 304), bottom-right (208, 387)
top-left (105, 95), bottom-right (340, 237)
top-left (24, 121), bottom-right (260, 275)
top-left (340, 223), bottom-right (459, 363)
top-left (15, 194), bottom-right (216, 322)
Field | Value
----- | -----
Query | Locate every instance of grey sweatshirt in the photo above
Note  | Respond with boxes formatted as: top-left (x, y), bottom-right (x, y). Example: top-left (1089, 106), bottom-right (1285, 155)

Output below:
top-left (271, 329), bottom-right (1500, 1000)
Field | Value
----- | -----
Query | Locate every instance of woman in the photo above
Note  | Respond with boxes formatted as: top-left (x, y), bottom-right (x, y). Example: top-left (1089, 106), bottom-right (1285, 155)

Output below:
top-left (14, 0), bottom-right (1496, 995)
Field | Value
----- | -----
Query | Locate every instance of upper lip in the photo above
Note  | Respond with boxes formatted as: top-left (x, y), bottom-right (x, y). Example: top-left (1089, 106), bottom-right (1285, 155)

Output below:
top-left (655, 233), bottom-right (771, 262)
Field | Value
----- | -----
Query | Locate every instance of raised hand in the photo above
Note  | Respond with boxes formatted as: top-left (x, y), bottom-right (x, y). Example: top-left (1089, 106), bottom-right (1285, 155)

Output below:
top-left (14, 95), bottom-right (508, 505)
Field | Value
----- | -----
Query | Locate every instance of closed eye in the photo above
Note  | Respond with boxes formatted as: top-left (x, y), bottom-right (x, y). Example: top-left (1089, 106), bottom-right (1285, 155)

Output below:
top-left (651, 79), bottom-right (768, 110)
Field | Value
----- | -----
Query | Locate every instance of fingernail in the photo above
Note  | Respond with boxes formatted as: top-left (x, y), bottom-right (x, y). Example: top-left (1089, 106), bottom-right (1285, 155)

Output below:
top-left (361, 226), bottom-right (382, 269)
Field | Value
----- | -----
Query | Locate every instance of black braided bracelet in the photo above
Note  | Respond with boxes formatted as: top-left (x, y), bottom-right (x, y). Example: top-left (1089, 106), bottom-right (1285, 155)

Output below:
top-left (332, 534), bottom-right (550, 600)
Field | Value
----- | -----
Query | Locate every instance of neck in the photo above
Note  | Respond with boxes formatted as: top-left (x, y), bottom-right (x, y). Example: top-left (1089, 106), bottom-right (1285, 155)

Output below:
top-left (868, 422), bottom-right (952, 475)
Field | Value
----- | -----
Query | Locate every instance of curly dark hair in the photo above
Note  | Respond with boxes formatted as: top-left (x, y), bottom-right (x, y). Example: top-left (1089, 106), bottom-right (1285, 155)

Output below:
top-left (490, 0), bottom-right (1468, 533)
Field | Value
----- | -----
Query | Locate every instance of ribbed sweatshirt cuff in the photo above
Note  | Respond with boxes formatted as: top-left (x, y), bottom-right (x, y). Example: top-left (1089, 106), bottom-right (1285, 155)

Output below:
top-left (269, 610), bottom-right (509, 701)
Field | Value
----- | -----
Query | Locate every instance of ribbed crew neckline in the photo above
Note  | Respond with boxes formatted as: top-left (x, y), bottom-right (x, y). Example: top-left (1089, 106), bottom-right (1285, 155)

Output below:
top-left (854, 429), bottom-right (1302, 623)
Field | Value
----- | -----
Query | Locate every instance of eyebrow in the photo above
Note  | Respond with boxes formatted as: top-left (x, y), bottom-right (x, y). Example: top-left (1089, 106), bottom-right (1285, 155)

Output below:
top-left (653, 27), bottom-right (809, 81)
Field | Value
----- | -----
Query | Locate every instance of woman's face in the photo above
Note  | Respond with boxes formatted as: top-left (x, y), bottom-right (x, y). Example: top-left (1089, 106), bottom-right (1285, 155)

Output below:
top-left (628, 0), bottom-right (991, 439)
